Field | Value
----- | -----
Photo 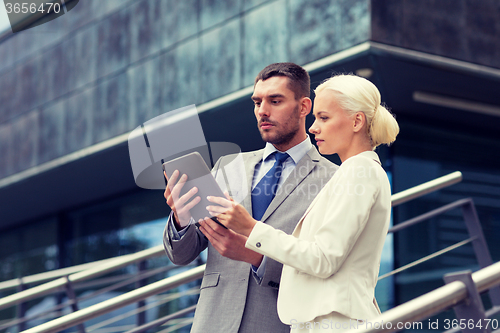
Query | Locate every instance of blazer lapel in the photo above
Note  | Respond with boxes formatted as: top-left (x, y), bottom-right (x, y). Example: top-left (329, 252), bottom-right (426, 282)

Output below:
top-left (261, 147), bottom-right (320, 222)
top-left (242, 150), bottom-right (263, 214)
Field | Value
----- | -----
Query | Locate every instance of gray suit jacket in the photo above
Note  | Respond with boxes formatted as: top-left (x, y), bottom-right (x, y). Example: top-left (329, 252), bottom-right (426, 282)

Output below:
top-left (163, 146), bottom-right (337, 333)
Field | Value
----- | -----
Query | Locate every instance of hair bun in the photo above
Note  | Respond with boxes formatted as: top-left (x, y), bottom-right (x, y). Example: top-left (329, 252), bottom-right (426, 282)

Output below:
top-left (370, 104), bottom-right (399, 147)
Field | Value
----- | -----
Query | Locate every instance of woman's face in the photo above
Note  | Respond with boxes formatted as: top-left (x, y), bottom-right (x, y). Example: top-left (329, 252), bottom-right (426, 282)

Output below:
top-left (309, 90), bottom-right (355, 159)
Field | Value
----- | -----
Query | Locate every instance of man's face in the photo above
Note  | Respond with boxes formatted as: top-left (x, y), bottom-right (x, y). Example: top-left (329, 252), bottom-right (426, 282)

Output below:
top-left (252, 76), bottom-right (301, 147)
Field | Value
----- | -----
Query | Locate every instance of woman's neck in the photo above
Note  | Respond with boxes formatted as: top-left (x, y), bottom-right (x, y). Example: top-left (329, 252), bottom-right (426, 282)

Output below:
top-left (339, 136), bottom-right (373, 163)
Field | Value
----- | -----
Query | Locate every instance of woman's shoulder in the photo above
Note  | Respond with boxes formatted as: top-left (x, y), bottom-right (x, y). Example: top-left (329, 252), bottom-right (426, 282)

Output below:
top-left (342, 151), bottom-right (381, 168)
top-left (337, 151), bottom-right (385, 183)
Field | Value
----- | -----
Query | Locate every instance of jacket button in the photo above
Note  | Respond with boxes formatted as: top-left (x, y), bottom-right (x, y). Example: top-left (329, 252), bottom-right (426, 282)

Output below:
top-left (256, 242), bottom-right (261, 248)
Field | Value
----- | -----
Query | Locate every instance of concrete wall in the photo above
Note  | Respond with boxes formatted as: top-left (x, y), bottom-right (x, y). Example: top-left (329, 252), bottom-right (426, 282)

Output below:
top-left (0, 0), bottom-right (370, 179)
top-left (371, 0), bottom-right (500, 69)
top-left (5, 0), bottom-right (498, 180)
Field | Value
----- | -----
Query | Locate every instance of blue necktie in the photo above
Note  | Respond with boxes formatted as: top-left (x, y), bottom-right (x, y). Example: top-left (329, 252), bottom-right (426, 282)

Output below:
top-left (251, 152), bottom-right (290, 221)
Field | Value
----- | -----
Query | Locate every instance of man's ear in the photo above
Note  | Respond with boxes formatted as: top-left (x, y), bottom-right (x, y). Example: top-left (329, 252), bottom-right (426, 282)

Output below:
top-left (353, 112), bottom-right (366, 132)
top-left (299, 97), bottom-right (312, 118)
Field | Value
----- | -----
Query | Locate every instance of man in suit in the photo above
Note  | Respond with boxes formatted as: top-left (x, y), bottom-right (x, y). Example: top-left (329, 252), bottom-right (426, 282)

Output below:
top-left (163, 62), bottom-right (337, 332)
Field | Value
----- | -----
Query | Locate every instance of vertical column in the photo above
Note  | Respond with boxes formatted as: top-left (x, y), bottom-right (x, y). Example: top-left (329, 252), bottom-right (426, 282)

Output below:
top-left (136, 260), bottom-right (147, 327)
top-left (444, 271), bottom-right (490, 333)
top-left (16, 278), bottom-right (27, 332)
top-left (461, 199), bottom-right (500, 306)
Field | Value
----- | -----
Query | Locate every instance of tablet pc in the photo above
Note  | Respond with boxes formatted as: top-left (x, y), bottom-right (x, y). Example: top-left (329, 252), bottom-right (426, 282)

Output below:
top-left (162, 152), bottom-right (227, 227)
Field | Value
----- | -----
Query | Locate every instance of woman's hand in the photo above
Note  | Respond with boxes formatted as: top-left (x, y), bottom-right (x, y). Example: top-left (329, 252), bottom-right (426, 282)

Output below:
top-left (205, 193), bottom-right (257, 237)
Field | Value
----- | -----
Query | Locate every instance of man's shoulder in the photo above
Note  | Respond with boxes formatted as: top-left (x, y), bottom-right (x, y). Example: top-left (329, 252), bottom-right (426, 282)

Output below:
top-left (310, 156), bottom-right (338, 181)
top-left (211, 149), bottom-right (263, 175)
top-left (316, 155), bottom-right (339, 170)
top-left (238, 149), bottom-right (264, 158)
top-left (216, 149), bottom-right (263, 164)
top-left (305, 147), bottom-right (339, 171)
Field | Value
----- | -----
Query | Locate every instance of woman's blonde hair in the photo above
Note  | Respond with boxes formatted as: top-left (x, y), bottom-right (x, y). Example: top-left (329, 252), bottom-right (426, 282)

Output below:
top-left (314, 74), bottom-right (399, 148)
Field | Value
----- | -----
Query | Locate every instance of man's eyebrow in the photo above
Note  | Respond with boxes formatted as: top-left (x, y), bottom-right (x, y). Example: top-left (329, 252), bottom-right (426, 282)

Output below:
top-left (252, 93), bottom-right (285, 101)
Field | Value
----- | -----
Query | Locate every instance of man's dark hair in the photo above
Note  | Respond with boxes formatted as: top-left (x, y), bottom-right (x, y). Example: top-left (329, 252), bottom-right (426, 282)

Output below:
top-left (254, 62), bottom-right (310, 99)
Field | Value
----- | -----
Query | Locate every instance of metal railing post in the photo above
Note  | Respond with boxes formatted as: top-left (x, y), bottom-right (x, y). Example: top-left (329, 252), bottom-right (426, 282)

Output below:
top-left (0, 245), bottom-right (165, 311)
top-left (136, 260), bottom-right (147, 327)
top-left (461, 199), bottom-right (500, 306)
top-left (16, 277), bottom-right (27, 332)
top-left (64, 276), bottom-right (86, 333)
top-left (444, 271), bottom-right (490, 333)
top-left (351, 261), bottom-right (500, 333)
top-left (19, 265), bottom-right (206, 333)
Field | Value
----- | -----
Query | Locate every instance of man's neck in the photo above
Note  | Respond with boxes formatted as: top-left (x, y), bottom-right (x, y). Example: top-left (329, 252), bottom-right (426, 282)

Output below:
top-left (273, 133), bottom-right (308, 152)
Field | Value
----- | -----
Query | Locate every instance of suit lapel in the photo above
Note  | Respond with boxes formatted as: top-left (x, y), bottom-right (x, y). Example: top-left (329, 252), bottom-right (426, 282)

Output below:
top-left (261, 147), bottom-right (320, 222)
top-left (242, 150), bottom-right (263, 214)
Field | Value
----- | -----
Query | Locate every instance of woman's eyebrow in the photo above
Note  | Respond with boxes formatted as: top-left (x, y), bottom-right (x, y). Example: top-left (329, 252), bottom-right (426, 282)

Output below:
top-left (313, 111), bottom-right (327, 116)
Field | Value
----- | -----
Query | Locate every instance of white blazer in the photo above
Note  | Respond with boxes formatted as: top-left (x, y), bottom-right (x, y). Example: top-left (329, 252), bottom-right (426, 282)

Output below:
top-left (246, 151), bottom-right (391, 324)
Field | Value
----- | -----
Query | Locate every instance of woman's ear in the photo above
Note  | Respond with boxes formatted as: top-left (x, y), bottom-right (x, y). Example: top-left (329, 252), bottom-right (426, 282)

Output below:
top-left (353, 112), bottom-right (366, 132)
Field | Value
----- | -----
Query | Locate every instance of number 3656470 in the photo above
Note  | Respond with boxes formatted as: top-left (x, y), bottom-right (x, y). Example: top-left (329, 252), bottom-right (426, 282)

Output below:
top-left (5, 2), bottom-right (61, 14)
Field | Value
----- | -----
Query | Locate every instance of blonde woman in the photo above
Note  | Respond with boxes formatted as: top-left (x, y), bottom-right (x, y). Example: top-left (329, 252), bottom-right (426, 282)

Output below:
top-left (202, 74), bottom-right (399, 332)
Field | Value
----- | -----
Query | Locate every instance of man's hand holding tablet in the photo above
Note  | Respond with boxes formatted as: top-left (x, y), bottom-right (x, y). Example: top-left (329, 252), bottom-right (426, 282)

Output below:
top-left (163, 152), bottom-right (227, 230)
